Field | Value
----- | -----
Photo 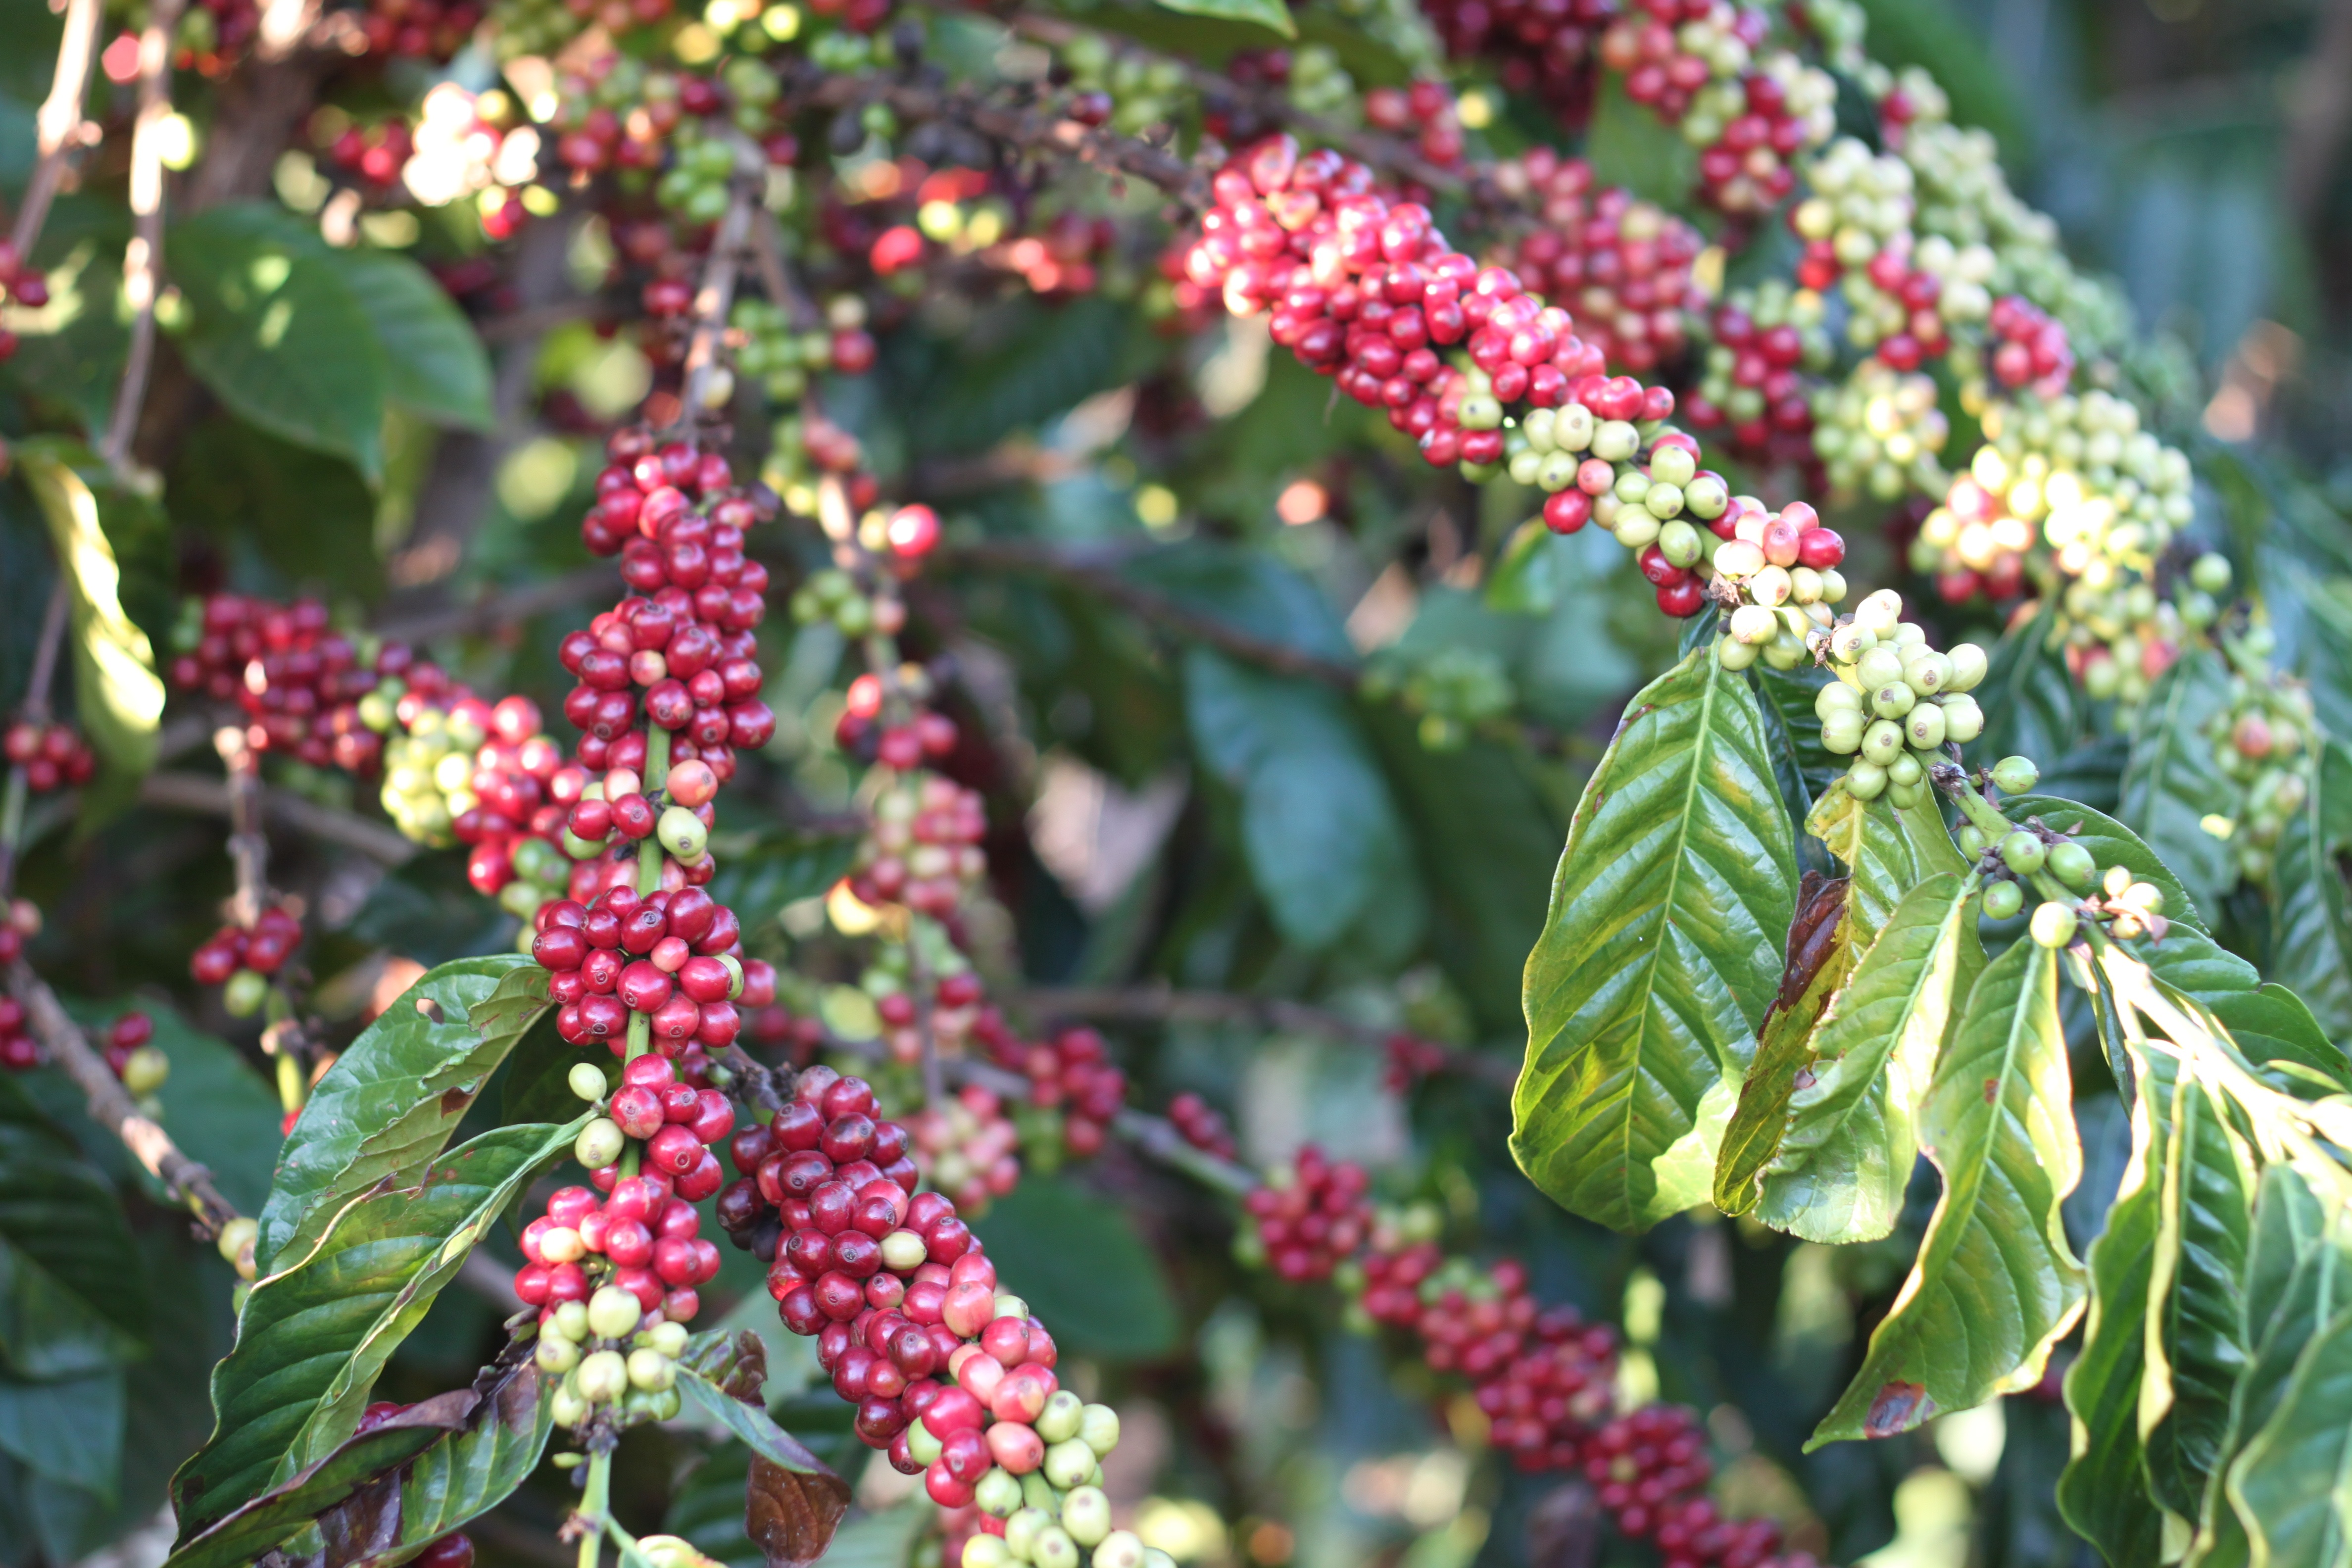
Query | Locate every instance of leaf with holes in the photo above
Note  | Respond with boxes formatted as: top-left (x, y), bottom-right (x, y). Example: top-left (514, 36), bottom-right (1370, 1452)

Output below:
top-left (1809, 937), bottom-right (2084, 1447)
top-left (1514, 647), bottom-right (1798, 1233)
top-left (1755, 871), bottom-right (1983, 1245)
top-left (172, 1117), bottom-right (586, 1541)
top-left (2119, 648), bottom-right (2236, 920)
top-left (257, 956), bottom-right (546, 1275)
top-left (161, 1392), bottom-right (472, 1568)
top-left (308, 1352), bottom-right (553, 1568)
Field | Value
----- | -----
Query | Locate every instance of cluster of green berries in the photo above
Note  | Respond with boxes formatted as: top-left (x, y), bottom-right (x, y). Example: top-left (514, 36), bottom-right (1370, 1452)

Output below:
top-left (1811, 358), bottom-right (1949, 501)
top-left (1360, 645), bottom-right (1516, 751)
top-left (789, 565), bottom-right (906, 640)
top-left (538, 1288), bottom-right (692, 1426)
top-left (730, 294), bottom-right (863, 402)
top-left (1808, 590), bottom-right (1989, 803)
top-left (2205, 637), bottom-right (2315, 886)
top-left (956, 1419), bottom-right (1157, 1568)
top-left (1958, 756), bottom-right (2169, 944)
top-left (1055, 33), bottom-right (1188, 135)
top-left (1974, 392), bottom-right (2193, 583)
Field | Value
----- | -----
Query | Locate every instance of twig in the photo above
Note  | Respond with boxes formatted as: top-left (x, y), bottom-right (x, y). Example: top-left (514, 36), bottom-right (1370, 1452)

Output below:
top-left (7, 0), bottom-right (103, 260)
top-left (369, 565), bottom-right (615, 647)
top-left (98, 0), bottom-right (188, 479)
top-left (674, 155), bottom-right (762, 431)
top-left (214, 726), bottom-right (270, 927)
top-left (7, 959), bottom-right (240, 1232)
top-left (1017, 984), bottom-right (1518, 1088)
top-left (138, 770), bottom-right (418, 865)
top-left (938, 539), bottom-right (1362, 689)
top-left (476, 296), bottom-right (609, 345)
top-left (714, 1043), bottom-right (792, 1115)
top-left (0, 582), bottom-right (73, 905)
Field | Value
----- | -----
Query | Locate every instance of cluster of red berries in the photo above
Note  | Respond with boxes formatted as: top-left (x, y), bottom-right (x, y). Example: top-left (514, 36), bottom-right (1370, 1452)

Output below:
top-left (1596, 4), bottom-right (1812, 214)
top-left (902, 1083), bottom-right (1023, 1217)
top-left (844, 771), bottom-right (989, 919)
top-left (1681, 299), bottom-right (1823, 475)
top-left (1182, 136), bottom-right (1673, 473)
top-left (0, 241), bottom-right (50, 363)
top-left (100, 1011), bottom-right (153, 1076)
top-left (167, 595), bottom-right (393, 771)
top-left (1380, 1032), bottom-right (1456, 1091)
top-left (188, 904), bottom-right (303, 988)
top-left (354, 0), bottom-right (483, 61)
top-left (1807, 247), bottom-right (1950, 373)
top-left (533, 884), bottom-right (775, 1056)
top-left (437, 697), bottom-right (573, 897)
top-left (0, 995), bottom-right (33, 1070)
top-left (564, 434), bottom-right (778, 780)
top-left (1242, 1145), bottom-right (1372, 1282)
top-left (1986, 294), bottom-right (2073, 396)
top-left (4, 719), bottom-right (95, 793)
top-left (722, 1067), bottom-right (1114, 1511)
top-left (323, 119), bottom-right (415, 190)
top-left (514, 1163), bottom-right (726, 1326)
top-left (989, 1025), bottom-right (1127, 1160)
top-left (1165, 1091), bottom-right (1237, 1160)
top-left (1485, 152), bottom-right (1704, 373)
top-left (1362, 80), bottom-right (1468, 171)
top-left (832, 677), bottom-right (958, 768)
top-left (1418, 0), bottom-right (1612, 130)
top-left (547, 59), bottom-right (713, 177)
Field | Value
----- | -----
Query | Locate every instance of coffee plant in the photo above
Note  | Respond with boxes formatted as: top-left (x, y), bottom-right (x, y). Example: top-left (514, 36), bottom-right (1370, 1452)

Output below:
top-left (0, 0), bottom-right (2349, 1565)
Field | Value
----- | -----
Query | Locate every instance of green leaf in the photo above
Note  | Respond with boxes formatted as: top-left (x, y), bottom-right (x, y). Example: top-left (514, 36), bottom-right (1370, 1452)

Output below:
top-left (0, 1073), bottom-right (148, 1379)
top-left (1809, 937), bottom-right (2085, 1446)
top-left (2059, 1015), bottom-right (2168, 1568)
top-left (2003, 794), bottom-right (2211, 935)
top-left (678, 1372), bottom-right (837, 1476)
top-left (1485, 521), bottom-right (1568, 615)
top-left (2119, 648), bottom-right (2237, 920)
top-left (1755, 871), bottom-right (1983, 1244)
top-left (167, 205), bottom-right (388, 480)
top-left (14, 440), bottom-right (166, 788)
top-left (0, 1371), bottom-right (122, 1501)
top-left (62, 999), bottom-right (282, 1217)
top-left (309, 1352), bottom-right (552, 1568)
top-left (332, 251), bottom-right (494, 430)
top-left (1513, 647), bottom-right (1798, 1233)
top-left (172, 1118), bottom-right (586, 1540)
top-left (2188, 1165), bottom-right (2351, 1568)
top-left (1149, 0), bottom-right (1294, 38)
top-left (2224, 1298), bottom-right (2352, 1567)
top-left (1184, 651), bottom-right (1423, 955)
top-left (2268, 740), bottom-right (2352, 1043)
top-left (1712, 892), bottom-right (1856, 1218)
top-left (1753, 659), bottom-right (1840, 803)
top-left (162, 1392), bottom-right (473, 1568)
top-left (1807, 784), bottom-right (1966, 950)
top-left (166, 420), bottom-right (385, 605)
top-left (256, 955), bottom-right (546, 1276)
top-left (1583, 74), bottom-right (1697, 205)
top-left (968, 1176), bottom-right (1180, 1359)
top-left (2137, 1043), bottom-right (2254, 1518)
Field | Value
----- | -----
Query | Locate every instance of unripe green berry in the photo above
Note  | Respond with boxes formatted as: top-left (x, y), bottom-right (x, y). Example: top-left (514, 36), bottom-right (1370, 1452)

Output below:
top-left (1870, 683), bottom-right (1916, 720)
top-left (1060, 1487), bottom-right (1111, 1547)
top-left (627, 1348), bottom-right (676, 1391)
top-left (1036, 1390), bottom-right (1085, 1444)
top-left (1043, 1440), bottom-right (1094, 1490)
top-left (1078, 1404), bottom-right (1121, 1457)
top-left (1715, 539), bottom-right (1765, 578)
top-left (2049, 840), bottom-right (2097, 890)
top-left (550, 1383), bottom-right (586, 1428)
top-left (658, 805), bottom-right (708, 864)
top-left (538, 1334), bottom-right (582, 1373)
top-left (2001, 832), bottom-right (2046, 874)
top-left (1535, 451), bottom-right (1579, 491)
top-left (1748, 566), bottom-right (1792, 607)
top-left (1990, 756), bottom-right (2041, 795)
top-left (2190, 553), bottom-right (2232, 594)
top-left (975, 1469), bottom-right (1024, 1519)
top-left (1887, 753), bottom-right (1924, 788)
top-left (881, 1229), bottom-right (929, 1272)
top-left (1903, 652), bottom-right (1952, 695)
top-left (1649, 446), bottom-right (1698, 487)
top-left (1982, 881), bottom-right (2024, 920)
top-left (1658, 520), bottom-right (1703, 568)
top-left (907, 1423), bottom-right (943, 1466)
top-left (1092, 1533), bottom-right (1147, 1568)
top-left (568, 1063), bottom-right (608, 1102)
top-left (1831, 624), bottom-right (1878, 663)
top-left (1685, 474), bottom-right (1728, 518)
top-left (1856, 646), bottom-right (1906, 689)
top-left (2030, 901), bottom-right (2079, 948)
top-left (1005, 1509), bottom-right (1052, 1559)
top-left (640, 1321), bottom-right (689, 1357)
top-left (1644, 482), bottom-right (1685, 519)
top-left (224, 969), bottom-right (269, 1018)
top-left (577, 1349), bottom-right (629, 1404)
top-left (961, 1541), bottom-right (1010, 1568)
top-left (588, 1285), bottom-right (644, 1340)
top-left (1959, 824), bottom-right (1989, 856)
top-left (122, 1045), bottom-right (170, 1096)
top-left (1888, 779), bottom-right (1926, 808)
top-left (554, 1300), bottom-right (590, 1341)
top-left (1862, 719), bottom-right (1905, 766)
top-left (1716, 637), bottom-right (1760, 671)
top-left (1031, 1527), bottom-right (1078, 1568)
top-left (1815, 683), bottom-right (1862, 720)
top-left (1940, 694), bottom-right (1984, 744)
top-left (1905, 703), bottom-right (1947, 750)
top-left (1592, 420), bottom-right (1639, 462)
top-left (1946, 643), bottom-right (1988, 691)
top-left (1846, 760), bottom-right (1889, 799)
top-left (1730, 605), bottom-right (1777, 644)
top-left (576, 1117), bottom-right (626, 1170)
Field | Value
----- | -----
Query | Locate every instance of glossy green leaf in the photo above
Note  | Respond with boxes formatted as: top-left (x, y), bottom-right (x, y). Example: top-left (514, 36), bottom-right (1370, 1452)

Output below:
top-left (1485, 521), bottom-right (1567, 615)
top-left (679, 1372), bottom-right (837, 1477)
top-left (172, 1118), bottom-right (585, 1540)
top-left (1514, 647), bottom-right (1798, 1233)
top-left (168, 206), bottom-right (389, 480)
top-left (256, 956), bottom-right (546, 1275)
top-left (1756, 872), bottom-right (1983, 1244)
top-left (1807, 784), bottom-right (1966, 950)
top-left (0, 1073), bottom-right (148, 1380)
top-left (0, 1370), bottom-right (122, 1500)
top-left (310, 1352), bottom-right (553, 1568)
top-left (2225, 1299), bottom-right (2352, 1567)
top-left (162, 1393), bottom-right (471, 1568)
top-left (969, 1176), bottom-right (1180, 1359)
top-left (2188, 1165), bottom-right (2350, 1568)
top-left (1753, 659), bottom-right (1839, 802)
top-left (1711, 901), bottom-right (1854, 1219)
top-left (2268, 740), bottom-right (2352, 1043)
top-left (15, 440), bottom-right (166, 787)
top-left (2059, 1029), bottom-right (2167, 1568)
top-left (1149, 0), bottom-right (1294, 37)
top-left (1184, 650), bottom-right (1422, 955)
top-left (333, 251), bottom-right (494, 430)
top-left (2119, 648), bottom-right (2237, 920)
top-left (1810, 937), bottom-right (2084, 1446)
top-left (2139, 1043), bottom-right (2254, 1518)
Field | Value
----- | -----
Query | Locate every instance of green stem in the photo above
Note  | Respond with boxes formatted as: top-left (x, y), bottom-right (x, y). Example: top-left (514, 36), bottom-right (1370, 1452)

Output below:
top-left (578, 1447), bottom-right (612, 1568)
top-left (275, 1050), bottom-right (304, 1118)
top-left (1947, 779), bottom-right (2014, 841)
top-left (616, 724), bottom-right (672, 1181)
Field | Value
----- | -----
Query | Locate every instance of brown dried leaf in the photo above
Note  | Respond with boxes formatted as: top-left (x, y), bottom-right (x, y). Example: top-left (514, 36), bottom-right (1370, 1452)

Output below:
top-left (680, 1328), bottom-right (768, 1405)
top-left (743, 1456), bottom-right (852, 1568)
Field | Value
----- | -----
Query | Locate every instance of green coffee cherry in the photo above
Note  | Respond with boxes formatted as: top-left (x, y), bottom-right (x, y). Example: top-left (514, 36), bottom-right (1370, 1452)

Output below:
top-left (1904, 704), bottom-right (1947, 751)
top-left (569, 1062), bottom-right (608, 1102)
top-left (1940, 694), bottom-right (1984, 743)
top-left (589, 1285), bottom-right (644, 1339)
top-left (1830, 623), bottom-right (1877, 662)
top-left (1846, 760), bottom-right (1888, 799)
top-left (2030, 901), bottom-right (2079, 948)
top-left (1650, 446), bottom-right (1697, 487)
top-left (224, 969), bottom-right (269, 1018)
top-left (1946, 643), bottom-right (1989, 691)
top-left (1092, 1534), bottom-right (1147, 1568)
top-left (122, 1045), bottom-right (170, 1096)
top-left (1078, 1404), bottom-right (1121, 1456)
top-left (1958, 824), bottom-right (1988, 856)
top-left (2000, 831), bottom-right (2046, 874)
top-left (2048, 840), bottom-right (2097, 891)
top-left (1861, 720), bottom-right (1905, 766)
top-left (1005, 1509), bottom-right (1052, 1560)
top-left (577, 1349), bottom-right (629, 1404)
top-left (1870, 683), bottom-right (1916, 720)
top-left (1856, 646), bottom-right (1906, 689)
top-left (2190, 553), bottom-right (2232, 594)
top-left (975, 1468), bottom-right (1024, 1518)
top-left (1990, 756), bottom-right (2041, 795)
top-left (554, 1300), bottom-right (590, 1341)
top-left (907, 1423), bottom-right (944, 1466)
top-left (1030, 1528), bottom-right (1079, 1568)
top-left (1981, 880), bottom-right (2024, 921)
top-left (1815, 683), bottom-right (1862, 722)
top-left (537, 1334), bottom-right (581, 1373)
top-left (576, 1117), bottom-right (626, 1170)
top-left (1060, 1487), bottom-right (1111, 1547)
top-left (658, 805), bottom-right (708, 863)
top-left (1821, 712), bottom-right (1865, 754)
top-left (626, 1348), bottom-right (676, 1391)
top-left (963, 1542), bottom-right (1011, 1568)
top-left (1716, 637), bottom-right (1760, 671)
top-left (1036, 1390), bottom-right (1085, 1444)
top-left (550, 1382), bottom-right (587, 1428)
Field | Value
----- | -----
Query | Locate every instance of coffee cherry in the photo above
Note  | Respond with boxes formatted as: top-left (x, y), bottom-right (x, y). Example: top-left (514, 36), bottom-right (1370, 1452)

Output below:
top-left (2030, 902), bottom-right (2079, 948)
top-left (1990, 756), bottom-right (2040, 795)
top-left (2000, 831), bottom-right (2046, 875)
top-left (1981, 880), bottom-right (2024, 921)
